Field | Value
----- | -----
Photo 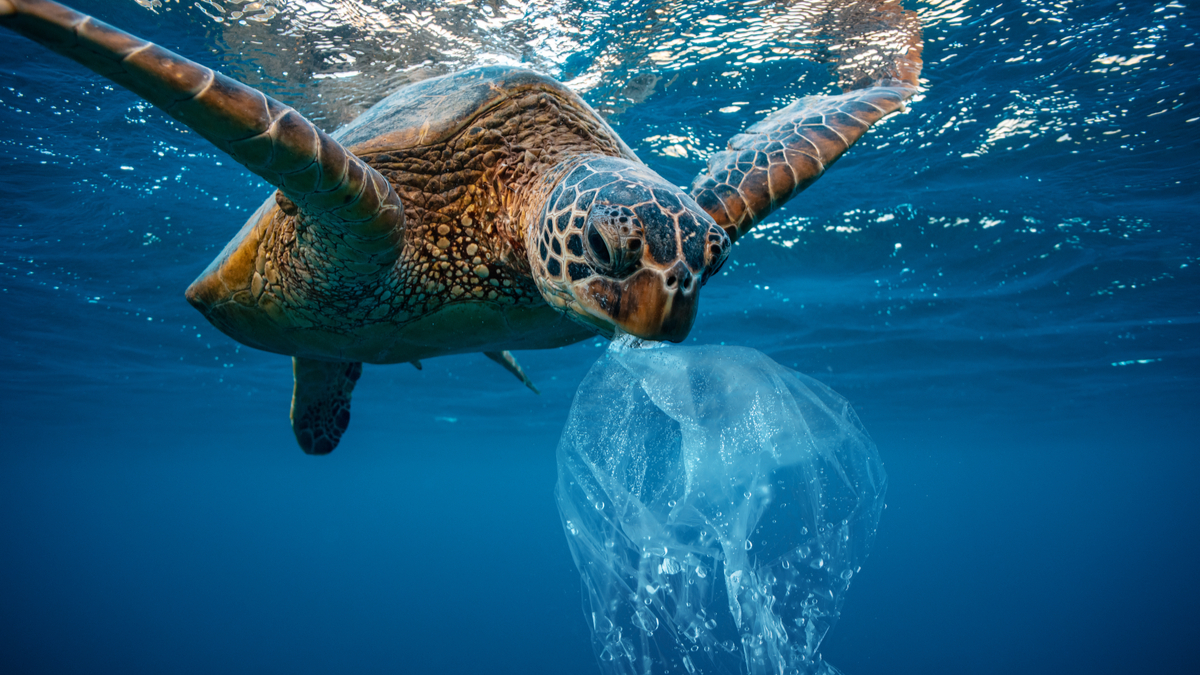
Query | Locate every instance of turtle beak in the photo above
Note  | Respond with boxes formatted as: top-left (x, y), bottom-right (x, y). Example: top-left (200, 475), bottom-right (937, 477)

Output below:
top-left (577, 262), bottom-right (699, 343)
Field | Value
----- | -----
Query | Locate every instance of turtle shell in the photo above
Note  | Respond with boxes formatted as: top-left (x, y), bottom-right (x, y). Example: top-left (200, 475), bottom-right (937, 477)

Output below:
top-left (332, 66), bottom-right (593, 153)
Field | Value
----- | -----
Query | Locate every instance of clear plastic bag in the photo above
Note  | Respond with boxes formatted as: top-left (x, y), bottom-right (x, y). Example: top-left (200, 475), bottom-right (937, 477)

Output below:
top-left (556, 343), bottom-right (886, 675)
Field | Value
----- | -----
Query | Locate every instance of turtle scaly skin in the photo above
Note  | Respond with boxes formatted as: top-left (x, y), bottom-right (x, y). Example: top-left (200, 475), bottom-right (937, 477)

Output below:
top-left (531, 157), bottom-right (730, 340)
top-left (1, 0), bottom-right (923, 454)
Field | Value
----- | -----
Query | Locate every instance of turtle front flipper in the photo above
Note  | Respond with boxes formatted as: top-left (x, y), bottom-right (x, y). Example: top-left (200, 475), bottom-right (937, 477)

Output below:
top-left (689, 0), bottom-right (923, 242)
top-left (484, 351), bottom-right (539, 394)
top-left (290, 358), bottom-right (363, 455)
top-left (0, 0), bottom-right (404, 273)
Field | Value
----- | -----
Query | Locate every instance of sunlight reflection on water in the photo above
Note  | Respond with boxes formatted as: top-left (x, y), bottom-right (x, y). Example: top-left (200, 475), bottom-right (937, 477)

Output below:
top-left (132, 0), bottom-right (919, 124)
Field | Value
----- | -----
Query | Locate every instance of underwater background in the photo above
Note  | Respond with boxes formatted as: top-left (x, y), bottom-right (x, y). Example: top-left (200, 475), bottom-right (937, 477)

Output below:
top-left (1, 0), bottom-right (1197, 673)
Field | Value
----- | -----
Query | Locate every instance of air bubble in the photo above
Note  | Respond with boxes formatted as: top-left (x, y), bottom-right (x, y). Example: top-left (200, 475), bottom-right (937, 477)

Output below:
top-left (633, 606), bottom-right (658, 633)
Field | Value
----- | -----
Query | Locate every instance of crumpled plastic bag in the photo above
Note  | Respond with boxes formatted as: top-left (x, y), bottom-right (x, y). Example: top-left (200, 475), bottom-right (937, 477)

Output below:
top-left (556, 342), bottom-right (886, 675)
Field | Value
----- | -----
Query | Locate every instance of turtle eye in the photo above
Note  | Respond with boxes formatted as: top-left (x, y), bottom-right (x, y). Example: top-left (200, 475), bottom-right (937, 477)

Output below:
top-left (586, 222), bottom-right (612, 267)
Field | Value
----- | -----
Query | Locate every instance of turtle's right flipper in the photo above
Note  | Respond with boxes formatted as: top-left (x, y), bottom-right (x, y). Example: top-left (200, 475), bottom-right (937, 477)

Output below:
top-left (290, 358), bottom-right (363, 455)
top-left (689, 0), bottom-right (923, 242)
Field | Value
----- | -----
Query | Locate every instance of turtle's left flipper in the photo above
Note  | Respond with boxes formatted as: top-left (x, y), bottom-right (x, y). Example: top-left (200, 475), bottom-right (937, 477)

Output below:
top-left (690, 0), bottom-right (923, 242)
top-left (290, 358), bottom-right (363, 455)
top-left (484, 351), bottom-right (540, 394)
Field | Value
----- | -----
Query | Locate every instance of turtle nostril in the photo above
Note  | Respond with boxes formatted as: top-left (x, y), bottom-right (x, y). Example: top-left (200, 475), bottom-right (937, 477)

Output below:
top-left (682, 275), bottom-right (692, 290)
top-left (664, 261), bottom-right (689, 292)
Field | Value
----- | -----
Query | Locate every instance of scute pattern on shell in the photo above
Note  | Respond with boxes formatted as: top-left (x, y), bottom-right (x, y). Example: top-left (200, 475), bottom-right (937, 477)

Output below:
top-left (333, 66), bottom-right (633, 157)
top-left (355, 87), bottom-right (632, 319)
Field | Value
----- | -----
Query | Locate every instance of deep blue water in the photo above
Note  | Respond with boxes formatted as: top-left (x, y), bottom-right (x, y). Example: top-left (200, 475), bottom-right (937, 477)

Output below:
top-left (1, 1), bottom-right (1198, 674)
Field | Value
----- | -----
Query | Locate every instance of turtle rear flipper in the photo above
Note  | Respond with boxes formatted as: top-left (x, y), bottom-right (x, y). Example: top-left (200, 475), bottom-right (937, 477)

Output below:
top-left (485, 351), bottom-right (540, 394)
top-left (291, 358), bottom-right (363, 455)
top-left (690, 0), bottom-right (923, 241)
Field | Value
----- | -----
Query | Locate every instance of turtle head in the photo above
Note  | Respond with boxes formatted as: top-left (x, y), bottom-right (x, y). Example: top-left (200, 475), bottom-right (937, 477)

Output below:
top-left (529, 157), bottom-right (731, 342)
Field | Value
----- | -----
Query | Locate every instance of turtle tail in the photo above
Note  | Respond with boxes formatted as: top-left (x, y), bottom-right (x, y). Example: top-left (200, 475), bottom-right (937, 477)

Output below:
top-left (0, 0), bottom-right (404, 273)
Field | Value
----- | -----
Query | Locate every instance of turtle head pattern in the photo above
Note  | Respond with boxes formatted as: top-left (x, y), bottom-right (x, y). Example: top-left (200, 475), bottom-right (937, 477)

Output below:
top-left (529, 157), bottom-right (730, 343)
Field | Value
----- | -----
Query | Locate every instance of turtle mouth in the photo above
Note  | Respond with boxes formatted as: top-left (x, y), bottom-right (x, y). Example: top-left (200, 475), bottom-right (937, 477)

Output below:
top-left (571, 264), bottom-right (699, 343)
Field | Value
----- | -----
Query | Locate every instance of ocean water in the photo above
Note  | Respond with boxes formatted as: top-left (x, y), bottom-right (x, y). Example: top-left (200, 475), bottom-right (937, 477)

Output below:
top-left (1, 1), bottom-right (1197, 673)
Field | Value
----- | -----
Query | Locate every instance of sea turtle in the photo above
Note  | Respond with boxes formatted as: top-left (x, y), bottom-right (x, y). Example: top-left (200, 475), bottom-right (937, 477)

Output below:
top-left (0, 0), bottom-right (922, 454)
